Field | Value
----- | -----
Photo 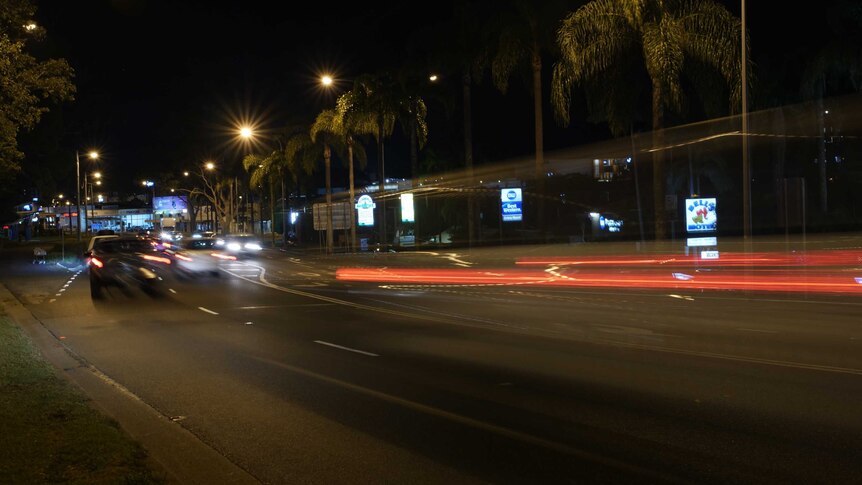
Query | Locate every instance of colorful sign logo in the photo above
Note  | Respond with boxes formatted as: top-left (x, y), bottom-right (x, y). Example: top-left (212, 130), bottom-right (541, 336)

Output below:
top-left (501, 188), bottom-right (523, 222)
top-left (685, 197), bottom-right (717, 232)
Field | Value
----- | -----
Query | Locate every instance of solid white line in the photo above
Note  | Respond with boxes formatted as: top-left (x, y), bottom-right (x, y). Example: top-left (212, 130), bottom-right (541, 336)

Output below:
top-left (314, 340), bottom-right (379, 357)
top-left (198, 306), bottom-right (219, 315)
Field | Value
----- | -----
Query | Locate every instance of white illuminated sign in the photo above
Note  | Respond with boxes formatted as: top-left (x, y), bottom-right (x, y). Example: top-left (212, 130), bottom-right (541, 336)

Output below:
top-left (701, 250), bottom-right (720, 260)
top-left (685, 197), bottom-right (717, 232)
top-left (355, 195), bottom-right (376, 227)
top-left (686, 237), bottom-right (717, 247)
top-left (501, 188), bottom-right (523, 222)
top-left (400, 193), bottom-right (414, 222)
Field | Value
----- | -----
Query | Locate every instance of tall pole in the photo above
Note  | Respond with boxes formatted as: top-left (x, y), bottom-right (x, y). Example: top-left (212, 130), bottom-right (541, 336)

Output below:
top-left (741, 0), bottom-right (751, 242)
top-left (281, 177), bottom-right (287, 247)
top-left (75, 151), bottom-right (82, 241)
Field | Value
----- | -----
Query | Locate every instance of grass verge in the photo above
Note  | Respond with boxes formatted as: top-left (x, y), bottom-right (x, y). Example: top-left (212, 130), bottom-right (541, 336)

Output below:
top-left (0, 315), bottom-right (164, 483)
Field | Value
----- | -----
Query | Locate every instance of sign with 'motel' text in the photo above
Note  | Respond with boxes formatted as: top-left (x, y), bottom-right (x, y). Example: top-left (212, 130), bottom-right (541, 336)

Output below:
top-left (501, 188), bottom-right (523, 222)
top-left (685, 197), bottom-right (717, 233)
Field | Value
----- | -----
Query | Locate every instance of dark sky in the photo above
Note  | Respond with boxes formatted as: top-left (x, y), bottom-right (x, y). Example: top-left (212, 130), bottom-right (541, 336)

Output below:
top-left (27, 0), bottom-right (843, 197)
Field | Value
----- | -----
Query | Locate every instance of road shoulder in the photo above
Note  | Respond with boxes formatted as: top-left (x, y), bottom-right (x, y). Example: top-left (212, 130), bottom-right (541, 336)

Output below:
top-left (0, 282), bottom-right (260, 485)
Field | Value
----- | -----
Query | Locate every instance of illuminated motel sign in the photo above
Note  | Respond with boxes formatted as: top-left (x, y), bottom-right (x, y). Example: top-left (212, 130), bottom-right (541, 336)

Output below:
top-left (501, 188), bottom-right (523, 222)
top-left (355, 195), bottom-right (376, 226)
top-left (685, 197), bottom-right (717, 233)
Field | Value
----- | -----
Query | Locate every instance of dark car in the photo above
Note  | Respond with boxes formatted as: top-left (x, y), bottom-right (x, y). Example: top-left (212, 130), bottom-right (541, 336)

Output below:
top-left (86, 236), bottom-right (172, 299)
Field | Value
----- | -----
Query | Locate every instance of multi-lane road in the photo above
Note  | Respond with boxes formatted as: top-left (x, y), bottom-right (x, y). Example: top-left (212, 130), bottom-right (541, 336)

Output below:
top-left (3, 239), bottom-right (861, 484)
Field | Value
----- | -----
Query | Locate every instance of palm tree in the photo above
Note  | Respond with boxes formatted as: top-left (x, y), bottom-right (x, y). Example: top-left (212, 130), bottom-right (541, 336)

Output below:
top-left (242, 122), bottom-right (319, 247)
top-left (416, 1), bottom-right (494, 246)
top-left (340, 72), bottom-right (402, 247)
top-left (552, 0), bottom-right (745, 239)
top-left (310, 106), bottom-right (369, 252)
top-left (489, 0), bottom-right (573, 234)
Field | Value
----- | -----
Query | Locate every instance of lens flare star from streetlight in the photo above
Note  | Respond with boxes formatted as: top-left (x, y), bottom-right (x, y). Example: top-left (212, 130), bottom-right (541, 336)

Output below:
top-left (205, 162), bottom-right (215, 170)
top-left (240, 127), bottom-right (253, 139)
top-left (321, 75), bottom-right (333, 86)
top-left (88, 151), bottom-right (99, 159)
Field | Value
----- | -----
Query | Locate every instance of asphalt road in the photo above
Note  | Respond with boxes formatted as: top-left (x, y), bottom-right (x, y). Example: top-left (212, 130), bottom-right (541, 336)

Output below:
top-left (3, 240), bottom-right (862, 484)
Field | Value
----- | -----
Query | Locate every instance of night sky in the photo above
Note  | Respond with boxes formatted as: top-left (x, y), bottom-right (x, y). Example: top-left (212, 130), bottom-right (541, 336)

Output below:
top-left (22, 0), bottom-right (843, 200)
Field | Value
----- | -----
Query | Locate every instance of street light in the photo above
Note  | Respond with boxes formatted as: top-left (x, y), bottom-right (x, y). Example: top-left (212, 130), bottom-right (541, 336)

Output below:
top-left (143, 180), bottom-right (155, 231)
top-left (320, 75), bottom-right (353, 252)
top-left (85, 173), bottom-right (103, 233)
top-left (75, 150), bottom-right (99, 241)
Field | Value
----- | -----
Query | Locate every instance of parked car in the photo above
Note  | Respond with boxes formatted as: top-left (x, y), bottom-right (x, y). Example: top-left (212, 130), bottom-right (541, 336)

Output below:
top-left (86, 236), bottom-right (171, 299)
top-left (164, 237), bottom-right (232, 278)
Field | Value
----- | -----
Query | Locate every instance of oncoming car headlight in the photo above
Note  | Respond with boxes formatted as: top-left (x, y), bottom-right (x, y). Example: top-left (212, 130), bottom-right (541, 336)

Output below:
top-left (227, 242), bottom-right (242, 251)
top-left (245, 242), bottom-right (262, 250)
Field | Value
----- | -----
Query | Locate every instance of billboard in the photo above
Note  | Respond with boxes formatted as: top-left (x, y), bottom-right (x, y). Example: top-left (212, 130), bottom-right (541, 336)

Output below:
top-left (685, 197), bottom-right (717, 232)
top-left (154, 196), bottom-right (187, 213)
top-left (501, 188), bottom-right (523, 222)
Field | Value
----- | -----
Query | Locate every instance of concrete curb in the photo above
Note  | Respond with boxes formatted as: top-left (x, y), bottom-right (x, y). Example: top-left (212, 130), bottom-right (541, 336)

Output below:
top-left (0, 284), bottom-right (260, 485)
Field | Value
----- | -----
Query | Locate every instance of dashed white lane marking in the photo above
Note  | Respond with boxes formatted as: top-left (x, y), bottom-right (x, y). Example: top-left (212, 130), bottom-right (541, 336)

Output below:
top-left (198, 306), bottom-right (219, 315)
top-left (59, 289), bottom-right (66, 292)
top-left (244, 321), bottom-right (253, 325)
top-left (169, 288), bottom-right (177, 294)
top-left (55, 293), bottom-right (62, 296)
top-left (314, 340), bottom-right (379, 357)
top-left (737, 328), bottom-right (779, 334)
top-left (49, 299), bottom-right (56, 303)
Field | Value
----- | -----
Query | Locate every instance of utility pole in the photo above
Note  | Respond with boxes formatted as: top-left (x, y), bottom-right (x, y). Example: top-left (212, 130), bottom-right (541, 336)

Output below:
top-left (741, 0), bottom-right (751, 242)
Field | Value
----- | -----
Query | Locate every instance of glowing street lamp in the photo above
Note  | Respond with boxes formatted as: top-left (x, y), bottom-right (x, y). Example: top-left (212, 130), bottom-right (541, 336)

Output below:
top-left (143, 180), bottom-right (155, 230)
top-left (240, 126), bottom-right (253, 139)
top-left (321, 75), bottom-right (333, 86)
top-left (75, 150), bottom-right (99, 241)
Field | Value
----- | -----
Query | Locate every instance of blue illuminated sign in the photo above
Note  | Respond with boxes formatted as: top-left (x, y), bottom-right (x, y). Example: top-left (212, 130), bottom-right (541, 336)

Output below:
top-left (501, 188), bottom-right (523, 222)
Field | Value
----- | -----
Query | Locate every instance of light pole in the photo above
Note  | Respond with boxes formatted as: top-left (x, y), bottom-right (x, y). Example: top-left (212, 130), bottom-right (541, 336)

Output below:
top-left (143, 180), bottom-right (155, 231)
top-left (85, 172), bottom-right (102, 233)
top-left (320, 74), bottom-right (354, 252)
top-left (741, 0), bottom-right (751, 245)
top-left (75, 150), bottom-right (98, 241)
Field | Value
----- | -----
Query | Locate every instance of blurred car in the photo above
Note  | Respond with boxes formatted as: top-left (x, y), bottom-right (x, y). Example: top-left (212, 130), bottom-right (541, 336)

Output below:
top-left (192, 230), bottom-right (215, 239)
top-left (164, 237), bottom-right (233, 278)
top-left (86, 234), bottom-right (119, 253)
top-left (86, 236), bottom-right (171, 299)
top-left (215, 234), bottom-right (263, 258)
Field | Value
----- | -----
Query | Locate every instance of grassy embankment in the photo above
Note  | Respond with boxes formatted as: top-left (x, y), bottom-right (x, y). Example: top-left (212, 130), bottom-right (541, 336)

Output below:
top-left (0, 315), bottom-right (164, 483)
